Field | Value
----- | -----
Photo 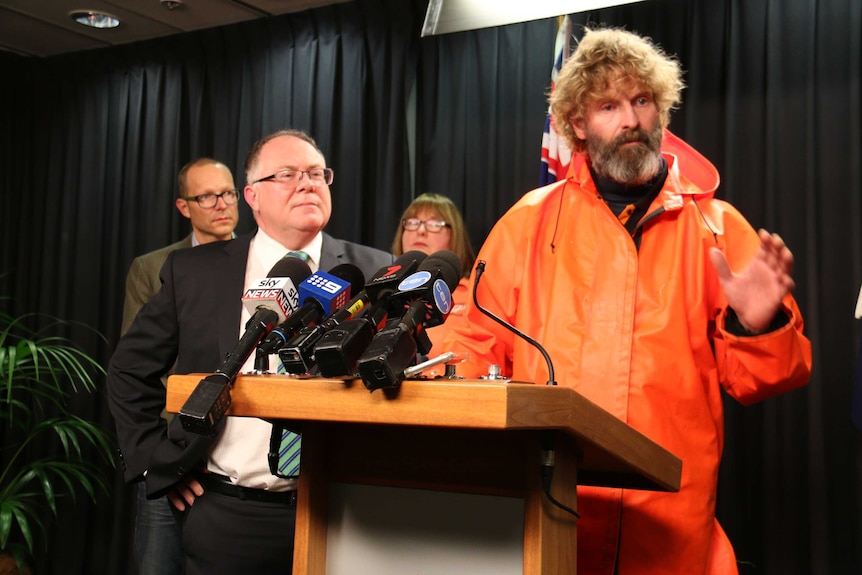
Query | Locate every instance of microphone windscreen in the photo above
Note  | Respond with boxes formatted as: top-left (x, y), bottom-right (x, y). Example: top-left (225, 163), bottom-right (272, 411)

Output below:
top-left (328, 263), bottom-right (366, 293)
top-left (242, 257), bottom-right (312, 322)
top-left (420, 250), bottom-right (461, 290)
top-left (267, 256), bottom-right (313, 282)
top-left (397, 250), bottom-right (428, 267)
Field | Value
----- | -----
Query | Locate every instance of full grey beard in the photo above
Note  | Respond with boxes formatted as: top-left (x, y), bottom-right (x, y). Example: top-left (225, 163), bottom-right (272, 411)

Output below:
top-left (587, 125), bottom-right (663, 185)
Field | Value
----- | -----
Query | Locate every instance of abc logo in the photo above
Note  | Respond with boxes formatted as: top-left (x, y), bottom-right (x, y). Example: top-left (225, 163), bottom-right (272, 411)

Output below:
top-left (397, 271), bottom-right (431, 292)
top-left (432, 279), bottom-right (452, 314)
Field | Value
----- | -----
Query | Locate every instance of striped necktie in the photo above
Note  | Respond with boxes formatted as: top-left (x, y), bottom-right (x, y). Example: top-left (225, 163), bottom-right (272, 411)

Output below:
top-left (274, 248), bottom-right (308, 478)
top-left (287, 250), bottom-right (309, 263)
top-left (274, 358), bottom-right (302, 478)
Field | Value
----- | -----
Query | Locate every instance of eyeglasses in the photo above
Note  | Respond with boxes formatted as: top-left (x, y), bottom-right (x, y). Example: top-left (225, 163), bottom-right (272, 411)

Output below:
top-left (251, 168), bottom-right (334, 187)
top-left (180, 189), bottom-right (239, 208)
top-left (402, 218), bottom-right (449, 233)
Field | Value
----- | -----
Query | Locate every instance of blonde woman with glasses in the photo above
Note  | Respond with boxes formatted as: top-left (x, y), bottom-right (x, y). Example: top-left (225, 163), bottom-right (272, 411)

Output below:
top-left (391, 193), bottom-right (476, 357)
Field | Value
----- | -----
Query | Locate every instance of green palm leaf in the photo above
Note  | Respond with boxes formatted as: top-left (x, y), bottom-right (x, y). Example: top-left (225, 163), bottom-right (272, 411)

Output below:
top-left (0, 304), bottom-right (114, 567)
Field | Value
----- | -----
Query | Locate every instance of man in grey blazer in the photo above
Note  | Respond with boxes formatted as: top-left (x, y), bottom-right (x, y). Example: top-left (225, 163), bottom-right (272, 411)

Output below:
top-left (108, 130), bottom-right (395, 575)
top-left (122, 158), bottom-right (239, 335)
top-left (121, 157), bottom-right (239, 575)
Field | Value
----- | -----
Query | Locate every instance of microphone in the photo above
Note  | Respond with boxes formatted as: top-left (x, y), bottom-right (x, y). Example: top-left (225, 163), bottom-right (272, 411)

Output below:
top-left (388, 249), bottom-right (461, 328)
top-left (277, 264), bottom-right (365, 374)
top-left (313, 251), bottom-right (428, 378)
top-left (471, 260), bottom-right (556, 386)
top-left (362, 250), bottom-right (429, 303)
top-left (258, 263), bottom-right (357, 355)
top-left (177, 255), bottom-right (311, 435)
top-left (241, 256), bottom-right (312, 322)
top-left (179, 306), bottom-right (280, 436)
top-left (469, 261), bottom-right (577, 519)
top-left (356, 250), bottom-right (461, 391)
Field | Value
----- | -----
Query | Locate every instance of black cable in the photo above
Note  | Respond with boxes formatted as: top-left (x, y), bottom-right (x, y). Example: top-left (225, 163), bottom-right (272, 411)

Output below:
top-left (540, 431), bottom-right (579, 518)
top-left (473, 261), bottom-right (578, 518)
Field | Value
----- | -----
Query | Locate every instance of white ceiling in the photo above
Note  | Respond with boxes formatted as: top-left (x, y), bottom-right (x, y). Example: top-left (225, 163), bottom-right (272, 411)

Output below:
top-left (0, 0), bottom-right (352, 58)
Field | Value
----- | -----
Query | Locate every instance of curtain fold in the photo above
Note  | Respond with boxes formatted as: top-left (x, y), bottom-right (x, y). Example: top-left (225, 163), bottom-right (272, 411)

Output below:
top-left (415, 19), bottom-right (556, 250)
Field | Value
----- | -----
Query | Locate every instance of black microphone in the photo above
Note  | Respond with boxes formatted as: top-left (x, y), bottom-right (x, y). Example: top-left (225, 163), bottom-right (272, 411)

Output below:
top-left (178, 256), bottom-right (311, 436)
top-left (470, 260), bottom-right (577, 518)
top-left (258, 263), bottom-right (356, 355)
top-left (362, 250), bottom-right (428, 303)
top-left (313, 251), bottom-right (428, 378)
top-left (471, 260), bottom-right (555, 386)
top-left (179, 306), bottom-right (279, 436)
top-left (278, 263), bottom-right (366, 374)
top-left (356, 250), bottom-right (461, 391)
top-left (241, 256), bottom-right (312, 322)
top-left (387, 249), bottom-right (461, 329)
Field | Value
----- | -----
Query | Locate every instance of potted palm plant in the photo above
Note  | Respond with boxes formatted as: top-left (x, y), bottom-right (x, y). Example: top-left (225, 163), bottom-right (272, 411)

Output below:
top-left (0, 306), bottom-right (114, 574)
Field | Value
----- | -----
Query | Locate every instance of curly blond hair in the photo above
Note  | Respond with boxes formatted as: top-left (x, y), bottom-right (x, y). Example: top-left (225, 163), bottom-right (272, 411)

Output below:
top-left (550, 27), bottom-right (684, 153)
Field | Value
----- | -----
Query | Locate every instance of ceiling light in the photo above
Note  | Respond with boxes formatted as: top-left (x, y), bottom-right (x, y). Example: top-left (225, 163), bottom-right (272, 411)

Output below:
top-left (422, 0), bottom-right (649, 36)
top-left (69, 10), bottom-right (120, 29)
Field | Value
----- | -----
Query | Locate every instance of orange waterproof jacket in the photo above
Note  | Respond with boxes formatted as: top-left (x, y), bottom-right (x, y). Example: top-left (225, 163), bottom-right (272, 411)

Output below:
top-left (443, 132), bottom-right (812, 575)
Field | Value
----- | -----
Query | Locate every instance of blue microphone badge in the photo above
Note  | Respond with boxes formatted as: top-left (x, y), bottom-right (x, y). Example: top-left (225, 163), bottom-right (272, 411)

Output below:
top-left (432, 279), bottom-right (452, 315)
top-left (398, 270), bottom-right (432, 292)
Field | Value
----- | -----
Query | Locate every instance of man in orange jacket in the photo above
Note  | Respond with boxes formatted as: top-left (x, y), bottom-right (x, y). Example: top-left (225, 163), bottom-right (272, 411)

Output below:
top-left (443, 28), bottom-right (812, 574)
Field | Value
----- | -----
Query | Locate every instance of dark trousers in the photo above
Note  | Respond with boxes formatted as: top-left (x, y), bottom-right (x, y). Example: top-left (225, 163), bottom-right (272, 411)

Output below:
top-left (180, 489), bottom-right (296, 575)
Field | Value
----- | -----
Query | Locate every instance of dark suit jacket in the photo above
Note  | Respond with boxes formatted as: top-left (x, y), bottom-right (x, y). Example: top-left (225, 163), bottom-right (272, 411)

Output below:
top-left (107, 231), bottom-right (395, 497)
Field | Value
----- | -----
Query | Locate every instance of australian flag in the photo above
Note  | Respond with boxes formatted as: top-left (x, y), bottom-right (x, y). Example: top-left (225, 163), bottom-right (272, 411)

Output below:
top-left (852, 285), bottom-right (862, 430)
top-left (540, 15), bottom-right (575, 185)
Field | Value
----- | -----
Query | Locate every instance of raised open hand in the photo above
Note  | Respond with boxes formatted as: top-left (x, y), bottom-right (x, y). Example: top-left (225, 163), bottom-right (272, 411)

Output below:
top-left (709, 229), bottom-right (795, 333)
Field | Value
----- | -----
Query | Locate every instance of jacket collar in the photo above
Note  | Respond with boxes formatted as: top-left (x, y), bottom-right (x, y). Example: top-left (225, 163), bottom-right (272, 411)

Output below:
top-left (567, 129), bottom-right (721, 213)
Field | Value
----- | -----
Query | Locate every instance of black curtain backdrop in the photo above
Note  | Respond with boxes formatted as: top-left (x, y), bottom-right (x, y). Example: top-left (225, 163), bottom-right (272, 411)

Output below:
top-left (0, 0), bottom-right (860, 573)
top-left (415, 20), bottom-right (555, 250)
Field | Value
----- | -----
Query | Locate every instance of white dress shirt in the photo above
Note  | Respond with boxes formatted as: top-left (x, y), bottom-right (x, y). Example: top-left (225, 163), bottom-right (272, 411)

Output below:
top-left (207, 228), bottom-right (322, 490)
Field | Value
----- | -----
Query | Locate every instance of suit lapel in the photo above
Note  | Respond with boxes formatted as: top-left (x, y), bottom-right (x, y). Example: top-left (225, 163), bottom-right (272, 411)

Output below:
top-left (318, 232), bottom-right (344, 272)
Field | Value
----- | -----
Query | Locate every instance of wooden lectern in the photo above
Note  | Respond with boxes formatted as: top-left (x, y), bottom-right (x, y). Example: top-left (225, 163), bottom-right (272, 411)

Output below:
top-left (166, 375), bottom-right (681, 575)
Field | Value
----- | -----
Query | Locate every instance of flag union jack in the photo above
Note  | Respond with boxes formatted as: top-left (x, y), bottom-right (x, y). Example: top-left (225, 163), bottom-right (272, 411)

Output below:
top-left (540, 15), bottom-right (575, 185)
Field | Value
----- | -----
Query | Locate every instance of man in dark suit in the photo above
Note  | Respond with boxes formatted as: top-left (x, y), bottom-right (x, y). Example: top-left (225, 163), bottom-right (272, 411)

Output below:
top-left (108, 130), bottom-right (395, 575)
top-left (121, 157), bottom-right (239, 575)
